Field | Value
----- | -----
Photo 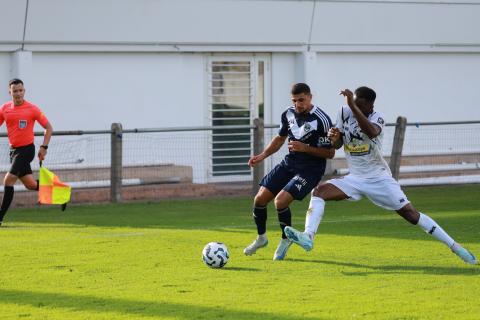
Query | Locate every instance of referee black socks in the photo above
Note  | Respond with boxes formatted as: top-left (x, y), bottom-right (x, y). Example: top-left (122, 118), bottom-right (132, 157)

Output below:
top-left (0, 186), bottom-right (14, 222)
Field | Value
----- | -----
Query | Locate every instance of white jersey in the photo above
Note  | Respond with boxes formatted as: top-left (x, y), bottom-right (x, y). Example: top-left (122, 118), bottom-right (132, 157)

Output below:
top-left (336, 106), bottom-right (391, 178)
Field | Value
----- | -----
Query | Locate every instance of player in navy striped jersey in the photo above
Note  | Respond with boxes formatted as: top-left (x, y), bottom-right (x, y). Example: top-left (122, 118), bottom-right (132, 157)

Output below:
top-left (284, 86), bottom-right (477, 265)
top-left (244, 83), bottom-right (335, 260)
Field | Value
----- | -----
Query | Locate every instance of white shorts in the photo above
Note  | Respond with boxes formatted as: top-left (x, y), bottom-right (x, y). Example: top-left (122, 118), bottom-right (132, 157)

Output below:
top-left (327, 174), bottom-right (410, 210)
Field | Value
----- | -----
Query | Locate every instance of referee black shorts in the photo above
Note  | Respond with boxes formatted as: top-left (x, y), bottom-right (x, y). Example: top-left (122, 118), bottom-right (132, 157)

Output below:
top-left (9, 143), bottom-right (35, 178)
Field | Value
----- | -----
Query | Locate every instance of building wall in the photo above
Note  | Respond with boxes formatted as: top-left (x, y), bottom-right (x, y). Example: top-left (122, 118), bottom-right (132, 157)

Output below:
top-left (0, 53), bottom-right (11, 103)
top-left (0, 0), bottom-right (479, 183)
top-left (314, 52), bottom-right (480, 123)
top-left (7, 0), bottom-right (477, 51)
top-left (1, 0), bottom-right (478, 129)
top-left (23, 0), bottom-right (312, 46)
top-left (311, 1), bottom-right (480, 48)
top-left (29, 52), bottom-right (206, 130)
top-left (0, 0), bottom-right (25, 47)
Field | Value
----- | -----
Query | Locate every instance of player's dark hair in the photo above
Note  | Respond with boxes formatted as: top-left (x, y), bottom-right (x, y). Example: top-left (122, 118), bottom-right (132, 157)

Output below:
top-left (291, 83), bottom-right (311, 95)
top-left (355, 86), bottom-right (376, 103)
top-left (9, 78), bottom-right (24, 87)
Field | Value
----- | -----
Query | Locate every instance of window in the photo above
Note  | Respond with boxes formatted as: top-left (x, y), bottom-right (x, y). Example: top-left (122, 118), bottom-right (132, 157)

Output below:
top-left (209, 60), bottom-right (252, 176)
top-left (207, 56), bottom-right (269, 179)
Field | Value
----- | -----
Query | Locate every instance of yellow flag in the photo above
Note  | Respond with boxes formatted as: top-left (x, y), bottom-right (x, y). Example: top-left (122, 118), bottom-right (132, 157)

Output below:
top-left (38, 166), bottom-right (71, 205)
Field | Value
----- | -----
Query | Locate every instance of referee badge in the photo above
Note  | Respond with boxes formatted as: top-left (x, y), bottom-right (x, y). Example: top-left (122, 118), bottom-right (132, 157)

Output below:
top-left (19, 120), bottom-right (27, 129)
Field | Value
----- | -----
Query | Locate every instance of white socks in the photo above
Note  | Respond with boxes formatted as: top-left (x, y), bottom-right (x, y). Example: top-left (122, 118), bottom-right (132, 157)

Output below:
top-left (257, 233), bottom-right (267, 241)
top-left (417, 212), bottom-right (455, 248)
top-left (305, 196), bottom-right (326, 238)
top-left (303, 200), bottom-right (456, 250)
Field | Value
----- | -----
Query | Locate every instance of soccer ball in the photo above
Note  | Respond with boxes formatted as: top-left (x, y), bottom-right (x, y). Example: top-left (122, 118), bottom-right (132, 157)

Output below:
top-left (202, 242), bottom-right (229, 268)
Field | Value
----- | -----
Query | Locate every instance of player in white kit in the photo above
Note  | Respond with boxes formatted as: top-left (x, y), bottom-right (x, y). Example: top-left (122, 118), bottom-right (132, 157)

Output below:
top-left (284, 86), bottom-right (477, 264)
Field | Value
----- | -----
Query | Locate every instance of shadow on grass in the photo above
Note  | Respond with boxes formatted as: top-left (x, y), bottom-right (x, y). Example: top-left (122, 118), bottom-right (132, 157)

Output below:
top-left (0, 289), bottom-right (322, 320)
top-left (221, 266), bottom-right (262, 272)
top-left (288, 258), bottom-right (480, 276)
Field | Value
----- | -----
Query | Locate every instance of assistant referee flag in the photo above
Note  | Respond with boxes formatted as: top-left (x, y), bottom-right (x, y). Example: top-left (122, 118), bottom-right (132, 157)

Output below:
top-left (38, 166), bottom-right (71, 205)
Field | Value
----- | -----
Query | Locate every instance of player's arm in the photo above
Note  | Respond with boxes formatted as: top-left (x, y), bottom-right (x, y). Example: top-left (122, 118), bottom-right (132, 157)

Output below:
top-left (340, 89), bottom-right (380, 139)
top-left (248, 135), bottom-right (287, 167)
top-left (288, 141), bottom-right (335, 159)
top-left (38, 122), bottom-right (53, 161)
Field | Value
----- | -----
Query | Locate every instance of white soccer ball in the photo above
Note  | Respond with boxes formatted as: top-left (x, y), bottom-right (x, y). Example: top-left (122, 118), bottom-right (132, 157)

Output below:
top-left (202, 242), bottom-right (229, 268)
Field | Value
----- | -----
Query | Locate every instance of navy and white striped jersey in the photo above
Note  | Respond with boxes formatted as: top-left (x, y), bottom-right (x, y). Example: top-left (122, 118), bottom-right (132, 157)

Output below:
top-left (279, 105), bottom-right (333, 169)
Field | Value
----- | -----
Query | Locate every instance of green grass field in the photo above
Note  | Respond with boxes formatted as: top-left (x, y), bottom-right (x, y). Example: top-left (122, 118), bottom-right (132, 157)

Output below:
top-left (1, 185), bottom-right (479, 319)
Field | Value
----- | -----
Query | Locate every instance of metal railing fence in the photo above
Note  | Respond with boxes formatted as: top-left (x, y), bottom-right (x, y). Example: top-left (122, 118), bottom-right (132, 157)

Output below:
top-left (1, 118), bottom-right (478, 202)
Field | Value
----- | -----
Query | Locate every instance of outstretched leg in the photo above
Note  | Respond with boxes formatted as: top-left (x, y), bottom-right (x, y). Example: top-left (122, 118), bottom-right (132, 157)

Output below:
top-left (397, 204), bottom-right (477, 265)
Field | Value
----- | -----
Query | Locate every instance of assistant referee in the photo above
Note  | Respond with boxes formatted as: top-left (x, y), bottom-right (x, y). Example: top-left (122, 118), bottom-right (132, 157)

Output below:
top-left (0, 79), bottom-right (53, 225)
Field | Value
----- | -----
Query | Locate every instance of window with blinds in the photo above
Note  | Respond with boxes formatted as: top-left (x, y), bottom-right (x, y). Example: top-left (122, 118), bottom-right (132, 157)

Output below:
top-left (209, 60), bottom-right (253, 177)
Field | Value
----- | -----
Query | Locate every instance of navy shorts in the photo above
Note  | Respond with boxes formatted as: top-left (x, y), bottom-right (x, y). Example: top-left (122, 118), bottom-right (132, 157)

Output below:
top-left (9, 144), bottom-right (35, 178)
top-left (259, 160), bottom-right (324, 200)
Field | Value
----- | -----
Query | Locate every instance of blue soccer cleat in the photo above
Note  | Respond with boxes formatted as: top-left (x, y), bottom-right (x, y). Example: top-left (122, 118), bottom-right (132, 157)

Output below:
top-left (451, 243), bottom-right (478, 265)
top-left (273, 238), bottom-right (293, 261)
top-left (284, 226), bottom-right (313, 251)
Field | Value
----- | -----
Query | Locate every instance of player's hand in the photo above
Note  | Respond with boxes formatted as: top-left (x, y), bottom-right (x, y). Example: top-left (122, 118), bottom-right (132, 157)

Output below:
top-left (328, 128), bottom-right (341, 145)
top-left (288, 141), bottom-right (308, 153)
top-left (38, 148), bottom-right (47, 161)
top-left (248, 154), bottom-right (265, 167)
top-left (339, 89), bottom-right (354, 108)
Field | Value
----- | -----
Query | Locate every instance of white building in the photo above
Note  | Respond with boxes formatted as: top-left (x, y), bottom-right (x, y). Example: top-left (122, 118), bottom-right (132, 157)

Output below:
top-left (1, 0), bottom-right (480, 182)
